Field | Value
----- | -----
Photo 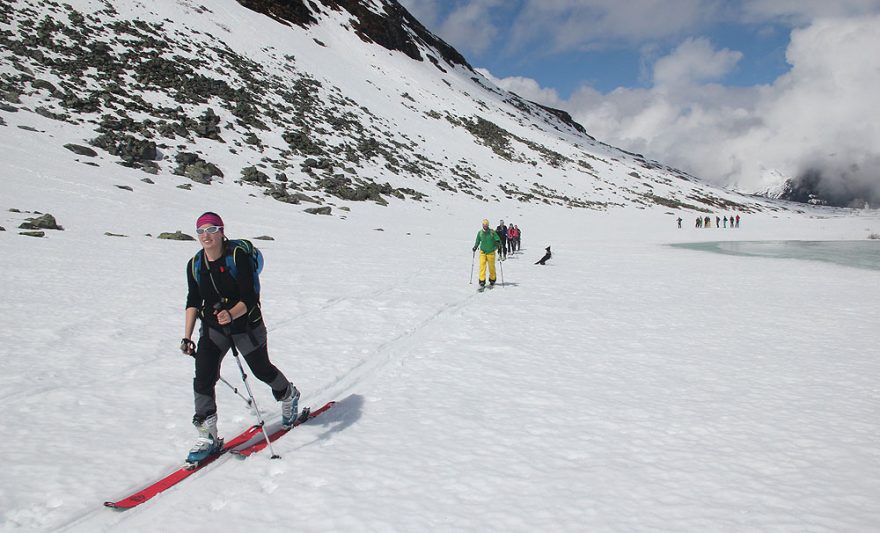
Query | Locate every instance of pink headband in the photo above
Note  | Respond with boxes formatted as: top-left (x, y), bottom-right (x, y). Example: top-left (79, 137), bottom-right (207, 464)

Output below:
top-left (196, 212), bottom-right (224, 228)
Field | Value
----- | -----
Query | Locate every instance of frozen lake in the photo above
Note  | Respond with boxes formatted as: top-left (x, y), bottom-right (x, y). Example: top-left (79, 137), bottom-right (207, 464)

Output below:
top-left (670, 240), bottom-right (880, 271)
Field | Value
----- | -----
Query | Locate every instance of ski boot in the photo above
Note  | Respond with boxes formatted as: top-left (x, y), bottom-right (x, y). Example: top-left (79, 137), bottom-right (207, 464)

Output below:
top-left (280, 384), bottom-right (300, 429)
top-left (186, 414), bottom-right (223, 467)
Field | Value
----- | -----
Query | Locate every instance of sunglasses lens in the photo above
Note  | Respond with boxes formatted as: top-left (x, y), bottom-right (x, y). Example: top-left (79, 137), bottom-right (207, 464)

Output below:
top-left (197, 226), bottom-right (222, 235)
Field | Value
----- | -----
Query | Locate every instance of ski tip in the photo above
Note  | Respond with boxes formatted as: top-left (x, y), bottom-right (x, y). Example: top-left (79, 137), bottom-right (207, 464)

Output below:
top-left (104, 496), bottom-right (143, 510)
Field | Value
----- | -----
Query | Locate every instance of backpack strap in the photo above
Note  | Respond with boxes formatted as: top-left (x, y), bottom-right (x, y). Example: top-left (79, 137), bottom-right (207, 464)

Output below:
top-left (191, 250), bottom-right (205, 287)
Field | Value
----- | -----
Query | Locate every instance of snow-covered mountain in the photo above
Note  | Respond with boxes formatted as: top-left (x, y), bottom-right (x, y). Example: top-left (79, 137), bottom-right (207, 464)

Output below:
top-left (0, 0), bottom-right (786, 218)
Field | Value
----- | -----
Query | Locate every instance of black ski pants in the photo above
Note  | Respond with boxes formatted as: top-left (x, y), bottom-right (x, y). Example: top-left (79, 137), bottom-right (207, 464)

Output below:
top-left (192, 323), bottom-right (289, 420)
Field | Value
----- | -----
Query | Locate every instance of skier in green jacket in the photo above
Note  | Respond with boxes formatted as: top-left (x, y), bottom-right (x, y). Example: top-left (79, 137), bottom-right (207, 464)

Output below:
top-left (472, 218), bottom-right (501, 288)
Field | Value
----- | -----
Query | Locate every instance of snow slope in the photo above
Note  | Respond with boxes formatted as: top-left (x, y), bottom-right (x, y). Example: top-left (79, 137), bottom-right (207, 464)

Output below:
top-left (3, 121), bottom-right (880, 530)
top-left (1, 0), bottom-right (880, 531)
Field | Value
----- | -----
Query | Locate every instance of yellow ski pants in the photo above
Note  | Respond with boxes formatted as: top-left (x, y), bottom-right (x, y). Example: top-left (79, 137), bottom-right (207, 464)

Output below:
top-left (479, 251), bottom-right (496, 282)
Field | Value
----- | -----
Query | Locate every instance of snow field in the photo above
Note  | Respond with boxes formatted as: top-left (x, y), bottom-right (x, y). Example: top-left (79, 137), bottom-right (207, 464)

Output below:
top-left (4, 198), bottom-right (879, 531)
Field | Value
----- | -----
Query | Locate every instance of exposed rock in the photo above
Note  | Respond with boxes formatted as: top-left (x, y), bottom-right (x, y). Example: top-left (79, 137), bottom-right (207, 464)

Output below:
top-left (64, 143), bottom-right (98, 157)
top-left (19, 213), bottom-right (63, 230)
top-left (115, 184), bottom-right (133, 191)
top-left (90, 132), bottom-right (157, 163)
top-left (157, 230), bottom-right (195, 241)
top-left (104, 232), bottom-right (127, 237)
top-left (283, 130), bottom-right (324, 155)
top-left (291, 192), bottom-right (321, 204)
top-left (177, 183), bottom-right (193, 190)
top-left (253, 235), bottom-right (275, 241)
top-left (185, 161), bottom-right (223, 184)
top-left (2, 90), bottom-right (21, 104)
top-left (304, 206), bottom-right (332, 215)
top-left (141, 177), bottom-right (155, 184)
top-left (19, 230), bottom-right (45, 238)
top-left (193, 108), bottom-right (222, 140)
top-left (241, 165), bottom-right (269, 184)
top-left (31, 79), bottom-right (57, 93)
top-left (174, 152), bottom-right (223, 184)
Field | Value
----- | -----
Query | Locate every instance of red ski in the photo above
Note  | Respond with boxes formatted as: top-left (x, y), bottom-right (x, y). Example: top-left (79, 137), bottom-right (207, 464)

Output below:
top-left (232, 401), bottom-right (336, 458)
top-left (104, 402), bottom-right (335, 510)
top-left (104, 424), bottom-right (263, 509)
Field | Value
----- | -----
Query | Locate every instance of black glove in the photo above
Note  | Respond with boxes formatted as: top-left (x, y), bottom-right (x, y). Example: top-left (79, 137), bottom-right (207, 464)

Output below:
top-left (472, 246), bottom-right (477, 252)
top-left (180, 338), bottom-right (196, 356)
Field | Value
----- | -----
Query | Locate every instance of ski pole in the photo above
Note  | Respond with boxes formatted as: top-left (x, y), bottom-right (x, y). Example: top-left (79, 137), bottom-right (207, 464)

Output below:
top-left (183, 339), bottom-right (252, 406)
top-left (219, 375), bottom-right (253, 407)
top-left (498, 252), bottom-right (505, 287)
top-left (469, 250), bottom-right (475, 284)
top-left (215, 304), bottom-right (280, 459)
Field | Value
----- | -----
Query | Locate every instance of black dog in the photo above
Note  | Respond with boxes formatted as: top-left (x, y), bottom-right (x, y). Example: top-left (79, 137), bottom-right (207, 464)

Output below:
top-left (535, 246), bottom-right (551, 265)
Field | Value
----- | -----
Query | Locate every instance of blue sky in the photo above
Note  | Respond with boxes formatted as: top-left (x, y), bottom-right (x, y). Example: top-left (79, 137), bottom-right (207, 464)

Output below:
top-left (400, 0), bottom-right (804, 94)
top-left (398, 1), bottom-right (880, 199)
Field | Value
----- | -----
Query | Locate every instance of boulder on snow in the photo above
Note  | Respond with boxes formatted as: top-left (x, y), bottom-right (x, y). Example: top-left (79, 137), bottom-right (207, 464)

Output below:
top-left (241, 165), bottom-right (269, 184)
top-left (304, 206), bottom-right (332, 215)
top-left (19, 213), bottom-right (63, 230)
top-left (64, 143), bottom-right (98, 157)
top-left (157, 230), bottom-right (195, 241)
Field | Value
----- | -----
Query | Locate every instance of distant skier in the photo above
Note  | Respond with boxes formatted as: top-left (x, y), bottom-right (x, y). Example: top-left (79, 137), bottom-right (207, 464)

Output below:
top-left (704, 216), bottom-right (711, 228)
top-left (496, 219), bottom-right (509, 260)
top-left (180, 212), bottom-right (300, 464)
top-left (506, 224), bottom-right (517, 254)
top-left (715, 216), bottom-right (720, 228)
top-left (696, 217), bottom-right (702, 228)
top-left (512, 224), bottom-right (522, 251)
top-left (535, 246), bottom-right (551, 265)
top-left (723, 216), bottom-right (728, 228)
top-left (507, 224), bottom-right (519, 254)
top-left (677, 217), bottom-right (682, 228)
top-left (735, 214), bottom-right (741, 228)
top-left (473, 218), bottom-right (501, 288)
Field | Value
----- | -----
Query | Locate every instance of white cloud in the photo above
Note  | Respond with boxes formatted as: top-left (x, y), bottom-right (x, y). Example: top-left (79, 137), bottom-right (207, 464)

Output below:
top-left (397, 0), bottom-right (441, 28)
top-left (652, 37), bottom-right (742, 88)
top-left (507, 0), bottom-right (724, 53)
top-left (475, 68), bottom-right (565, 107)
top-left (486, 16), bottom-right (880, 202)
top-left (741, 0), bottom-right (880, 24)
top-left (437, 0), bottom-right (506, 56)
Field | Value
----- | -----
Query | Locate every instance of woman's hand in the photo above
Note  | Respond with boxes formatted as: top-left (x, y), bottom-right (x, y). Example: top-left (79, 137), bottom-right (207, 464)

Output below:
top-left (180, 338), bottom-right (196, 356)
top-left (215, 308), bottom-right (233, 325)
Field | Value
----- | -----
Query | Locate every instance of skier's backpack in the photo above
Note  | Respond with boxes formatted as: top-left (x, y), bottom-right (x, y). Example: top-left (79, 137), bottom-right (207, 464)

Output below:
top-left (192, 239), bottom-right (264, 296)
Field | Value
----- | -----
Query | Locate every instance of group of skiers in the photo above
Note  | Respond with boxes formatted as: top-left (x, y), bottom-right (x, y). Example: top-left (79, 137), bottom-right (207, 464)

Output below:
top-left (471, 218), bottom-right (546, 288)
top-left (488, 219), bottom-right (521, 259)
top-left (676, 214), bottom-right (742, 229)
